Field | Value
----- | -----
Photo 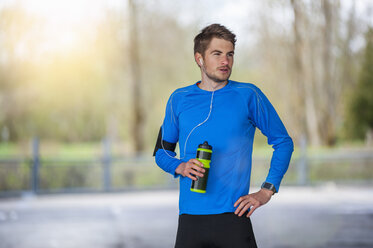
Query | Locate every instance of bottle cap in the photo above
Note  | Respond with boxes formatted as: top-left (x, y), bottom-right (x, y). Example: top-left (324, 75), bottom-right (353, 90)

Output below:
top-left (199, 141), bottom-right (212, 150)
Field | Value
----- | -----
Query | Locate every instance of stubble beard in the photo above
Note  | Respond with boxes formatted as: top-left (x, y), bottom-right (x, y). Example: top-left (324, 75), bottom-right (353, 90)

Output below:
top-left (204, 67), bottom-right (232, 84)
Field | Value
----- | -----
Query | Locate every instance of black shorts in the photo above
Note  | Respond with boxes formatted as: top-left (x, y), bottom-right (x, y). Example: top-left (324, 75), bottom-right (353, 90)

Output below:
top-left (175, 212), bottom-right (258, 248)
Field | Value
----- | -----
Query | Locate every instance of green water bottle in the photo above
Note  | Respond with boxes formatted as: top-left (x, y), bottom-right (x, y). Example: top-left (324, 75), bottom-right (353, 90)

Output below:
top-left (190, 141), bottom-right (212, 193)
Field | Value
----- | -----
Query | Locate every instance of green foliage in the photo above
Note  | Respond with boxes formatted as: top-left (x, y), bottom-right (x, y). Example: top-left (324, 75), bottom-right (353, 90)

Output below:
top-left (0, 5), bottom-right (129, 143)
top-left (0, 3), bottom-right (199, 149)
top-left (1, 2), bottom-right (371, 149)
top-left (346, 28), bottom-right (373, 139)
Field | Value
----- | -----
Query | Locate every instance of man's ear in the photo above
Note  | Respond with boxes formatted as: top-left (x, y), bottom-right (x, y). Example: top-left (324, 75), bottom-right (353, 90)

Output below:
top-left (195, 53), bottom-right (203, 67)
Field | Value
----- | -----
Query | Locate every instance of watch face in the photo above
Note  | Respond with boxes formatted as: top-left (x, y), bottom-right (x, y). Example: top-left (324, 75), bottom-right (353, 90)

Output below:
top-left (262, 182), bottom-right (276, 193)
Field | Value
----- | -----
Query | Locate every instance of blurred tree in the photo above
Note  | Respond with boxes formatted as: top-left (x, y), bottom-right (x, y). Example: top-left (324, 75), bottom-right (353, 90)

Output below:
top-left (347, 27), bottom-right (373, 145)
top-left (1, 0), bottom-right (371, 150)
top-left (320, 0), bottom-right (337, 146)
top-left (138, 11), bottom-right (198, 153)
top-left (290, 0), bottom-right (319, 146)
top-left (94, 8), bottom-right (129, 144)
top-left (0, 1), bottom-right (197, 151)
top-left (128, 0), bottom-right (145, 155)
top-left (256, 0), bottom-right (364, 147)
top-left (0, 4), bottom-right (122, 143)
top-left (0, 5), bottom-right (42, 141)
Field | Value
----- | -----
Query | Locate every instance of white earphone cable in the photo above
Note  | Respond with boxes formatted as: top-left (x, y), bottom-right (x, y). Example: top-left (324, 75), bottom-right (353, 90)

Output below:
top-left (161, 58), bottom-right (219, 160)
top-left (161, 88), bottom-right (215, 160)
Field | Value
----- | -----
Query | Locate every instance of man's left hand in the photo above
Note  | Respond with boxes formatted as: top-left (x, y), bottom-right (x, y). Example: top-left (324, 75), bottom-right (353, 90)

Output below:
top-left (234, 189), bottom-right (273, 218)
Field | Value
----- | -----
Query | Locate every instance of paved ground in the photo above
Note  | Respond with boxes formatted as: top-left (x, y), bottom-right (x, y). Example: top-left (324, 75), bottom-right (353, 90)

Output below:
top-left (0, 185), bottom-right (373, 248)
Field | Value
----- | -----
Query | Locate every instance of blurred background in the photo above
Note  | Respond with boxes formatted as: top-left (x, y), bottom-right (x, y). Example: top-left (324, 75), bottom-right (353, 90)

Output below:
top-left (0, 0), bottom-right (373, 247)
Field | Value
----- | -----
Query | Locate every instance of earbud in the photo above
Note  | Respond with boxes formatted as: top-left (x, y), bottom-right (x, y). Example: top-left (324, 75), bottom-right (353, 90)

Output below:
top-left (199, 58), bottom-right (204, 66)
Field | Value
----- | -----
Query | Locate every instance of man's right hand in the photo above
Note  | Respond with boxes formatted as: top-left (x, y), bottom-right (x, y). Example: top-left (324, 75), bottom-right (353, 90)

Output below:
top-left (175, 159), bottom-right (205, 181)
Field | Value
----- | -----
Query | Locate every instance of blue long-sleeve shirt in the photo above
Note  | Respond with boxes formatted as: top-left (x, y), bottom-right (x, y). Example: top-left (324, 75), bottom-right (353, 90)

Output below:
top-left (155, 80), bottom-right (294, 215)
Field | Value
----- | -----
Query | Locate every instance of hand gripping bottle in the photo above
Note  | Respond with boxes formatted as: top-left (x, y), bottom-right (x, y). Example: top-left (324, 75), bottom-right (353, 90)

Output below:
top-left (190, 141), bottom-right (212, 193)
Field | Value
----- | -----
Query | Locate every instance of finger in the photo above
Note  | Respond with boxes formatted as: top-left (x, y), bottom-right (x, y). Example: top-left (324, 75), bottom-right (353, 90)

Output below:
top-left (234, 198), bottom-right (242, 208)
top-left (234, 198), bottom-right (250, 215)
top-left (194, 159), bottom-right (204, 167)
top-left (234, 196), bottom-right (247, 207)
top-left (186, 162), bottom-right (204, 173)
top-left (188, 167), bottom-right (204, 179)
top-left (187, 173), bottom-right (198, 181)
top-left (192, 164), bottom-right (205, 173)
top-left (189, 167), bottom-right (204, 178)
top-left (191, 171), bottom-right (204, 178)
top-left (238, 203), bottom-right (251, 217)
top-left (246, 205), bottom-right (258, 218)
top-left (190, 159), bottom-right (204, 167)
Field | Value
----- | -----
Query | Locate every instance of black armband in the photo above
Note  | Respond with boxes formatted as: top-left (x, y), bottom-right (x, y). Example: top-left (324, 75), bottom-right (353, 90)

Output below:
top-left (153, 126), bottom-right (177, 156)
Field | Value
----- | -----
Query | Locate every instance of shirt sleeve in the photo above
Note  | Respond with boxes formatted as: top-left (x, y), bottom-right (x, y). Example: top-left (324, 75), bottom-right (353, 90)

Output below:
top-left (155, 92), bottom-right (183, 177)
top-left (248, 86), bottom-right (294, 192)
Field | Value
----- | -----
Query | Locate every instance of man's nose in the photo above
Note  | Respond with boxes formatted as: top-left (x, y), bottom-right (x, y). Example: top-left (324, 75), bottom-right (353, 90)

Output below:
top-left (221, 56), bottom-right (229, 65)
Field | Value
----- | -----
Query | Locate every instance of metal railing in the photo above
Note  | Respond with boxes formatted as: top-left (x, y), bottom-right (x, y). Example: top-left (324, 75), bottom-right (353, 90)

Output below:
top-left (1, 138), bottom-right (373, 197)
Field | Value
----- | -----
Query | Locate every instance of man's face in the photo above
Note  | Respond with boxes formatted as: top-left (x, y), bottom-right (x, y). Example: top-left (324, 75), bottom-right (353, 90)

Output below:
top-left (199, 38), bottom-right (234, 83)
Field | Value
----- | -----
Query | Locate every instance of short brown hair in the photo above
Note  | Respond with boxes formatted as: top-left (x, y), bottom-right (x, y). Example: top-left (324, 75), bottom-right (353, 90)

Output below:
top-left (194, 24), bottom-right (236, 56)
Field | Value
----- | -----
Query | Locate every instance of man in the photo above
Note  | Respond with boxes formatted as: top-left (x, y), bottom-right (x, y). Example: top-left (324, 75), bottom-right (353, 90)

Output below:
top-left (153, 24), bottom-right (293, 248)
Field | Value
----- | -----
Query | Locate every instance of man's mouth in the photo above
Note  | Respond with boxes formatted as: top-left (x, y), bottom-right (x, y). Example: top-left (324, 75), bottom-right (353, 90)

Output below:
top-left (219, 67), bottom-right (230, 73)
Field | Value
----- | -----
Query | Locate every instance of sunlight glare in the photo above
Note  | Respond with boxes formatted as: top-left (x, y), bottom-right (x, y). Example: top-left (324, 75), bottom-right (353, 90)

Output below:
top-left (18, 0), bottom-right (125, 54)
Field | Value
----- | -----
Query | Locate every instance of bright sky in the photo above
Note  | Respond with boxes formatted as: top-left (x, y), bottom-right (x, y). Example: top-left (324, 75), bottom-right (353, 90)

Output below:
top-left (0, 0), bottom-right (125, 54)
top-left (0, 0), bottom-right (372, 55)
